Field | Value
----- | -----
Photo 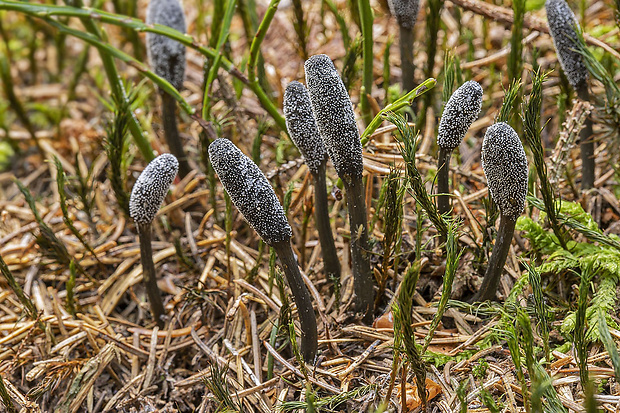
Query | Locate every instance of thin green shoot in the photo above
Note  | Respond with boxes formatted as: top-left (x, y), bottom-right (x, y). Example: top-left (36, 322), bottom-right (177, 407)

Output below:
top-left (357, 0), bottom-right (373, 125)
top-left (522, 68), bottom-right (569, 249)
top-left (202, 0), bottom-right (237, 120)
top-left (423, 219), bottom-right (463, 352)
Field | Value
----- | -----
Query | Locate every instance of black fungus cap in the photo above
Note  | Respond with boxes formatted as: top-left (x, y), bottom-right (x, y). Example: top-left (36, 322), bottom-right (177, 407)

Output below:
top-left (481, 123), bottom-right (528, 221)
top-left (545, 0), bottom-right (587, 88)
top-left (304, 54), bottom-right (364, 183)
top-left (129, 153), bottom-right (179, 225)
top-left (387, 0), bottom-right (420, 29)
top-left (284, 81), bottom-right (328, 175)
top-left (146, 0), bottom-right (186, 91)
top-left (438, 81), bottom-right (483, 151)
top-left (209, 139), bottom-right (292, 245)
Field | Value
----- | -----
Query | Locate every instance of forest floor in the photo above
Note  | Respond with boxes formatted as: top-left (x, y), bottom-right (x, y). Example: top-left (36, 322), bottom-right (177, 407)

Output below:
top-left (0, 0), bottom-right (619, 411)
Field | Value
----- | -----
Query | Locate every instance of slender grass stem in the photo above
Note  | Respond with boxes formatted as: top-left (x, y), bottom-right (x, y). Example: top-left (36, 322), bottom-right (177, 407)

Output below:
top-left (247, 0), bottom-right (279, 85)
top-left (137, 223), bottom-right (165, 327)
top-left (344, 178), bottom-right (374, 321)
top-left (360, 77), bottom-right (436, 144)
top-left (162, 93), bottom-right (191, 178)
top-left (202, 0), bottom-right (236, 120)
top-left (323, 0), bottom-right (351, 49)
top-left (0, 0), bottom-right (288, 133)
top-left (313, 162), bottom-right (341, 281)
top-left (577, 83), bottom-right (594, 189)
top-left (437, 146), bottom-right (451, 216)
top-left (67, 0), bottom-right (154, 161)
top-left (0, 255), bottom-right (44, 332)
top-left (472, 214), bottom-right (516, 302)
top-left (271, 241), bottom-right (318, 362)
top-left (358, 0), bottom-right (373, 125)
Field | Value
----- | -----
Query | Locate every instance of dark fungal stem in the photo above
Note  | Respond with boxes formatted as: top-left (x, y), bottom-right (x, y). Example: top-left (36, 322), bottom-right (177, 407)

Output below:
top-left (437, 146), bottom-right (452, 217)
top-left (313, 162), bottom-right (341, 281)
top-left (137, 222), bottom-right (165, 327)
top-left (129, 153), bottom-right (178, 328)
top-left (282, 80), bottom-right (339, 283)
top-left (576, 83), bottom-right (594, 190)
top-left (271, 240), bottom-right (318, 362)
top-left (477, 122), bottom-right (527, 302)
top-left (399, 25), bottom-right (415, 94)
top-left (161, 92), bottom-right (191, 178)
top-left (471, 215), bottom-right (516, 302)
top-left (304, 54), bottom-right (375, 321)
top-left (208, 138), bottom-right (318, 361)
top-left (344, 177), bottom-right (374, 322)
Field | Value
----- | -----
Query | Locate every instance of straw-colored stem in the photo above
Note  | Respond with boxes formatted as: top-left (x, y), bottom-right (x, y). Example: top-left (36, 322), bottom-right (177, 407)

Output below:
top-left (162, 92), bottom-right (191, 178)
top-left (271, 241), bottom-right (318, 362)
top-left (313, 162), bottom-right (341, 281)
top-left (577, 83), bottom-right (594, 190)
top-left (137, 223), bottom-right (165, 328)
top-left (472, 214), bottom-right (516, 302)
top-left (344, 177), bottom-right (374, 322)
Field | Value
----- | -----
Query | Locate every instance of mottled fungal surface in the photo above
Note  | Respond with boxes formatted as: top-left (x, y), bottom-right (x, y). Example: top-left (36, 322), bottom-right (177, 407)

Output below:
top-left (438, 81), bottom-right (483, 151)
top-left (387, 0), bottom-right (420, 29)
top-left (283, 81), bottom-right (328, 175)
top-left (208, 138), bottom-right (292, 245)
top-left (304, 54), bottom-right (364, 182)
top-left (129, 153), bottom-right (179, 225)
top-left (545, 0), bottom-right (587, 88)
top-left (146, 0), bottom-right (187, 91)
top-left (481, 122), bottom-right (528, 221)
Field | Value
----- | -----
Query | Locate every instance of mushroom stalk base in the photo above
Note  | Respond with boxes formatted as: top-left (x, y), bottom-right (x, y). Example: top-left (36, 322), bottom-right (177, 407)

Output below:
top-left (437, 147), bottom-right (452, 217)
top-left (344, 177), bottom-right (375, 323)
top-left (162, 92), bottom-right (192, 178)
top-left (471, 215), bottom-right (516, 302)
top-left (137, 223), bottom-right (165, 328)
top-left (576, 83), bottom-right (594, 190)
top-left (313, 162), bottom-right (341, 281)
top-left (272, 241), bottom-right (318, 362)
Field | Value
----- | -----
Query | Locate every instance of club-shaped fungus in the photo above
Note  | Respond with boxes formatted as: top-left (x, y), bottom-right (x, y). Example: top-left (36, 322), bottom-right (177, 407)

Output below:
top-left (304, 54), bottom-right (374, 321)
top-left (546, 0), bottom-right (594, 189)
top-left (208, 138), bottom-right (318, 361)
top-left (387, 0), bottom-right (420, 93)
top-left (436, 81), bottom-right (483, 216)
top-left (146, 0), bottom-right (192, 178)
top-left (473, 123), bottom-right (528, 302)
top-left (284, 81), bottom-right (341, 282)
top-left (129, 153), bottom-right (179, 327)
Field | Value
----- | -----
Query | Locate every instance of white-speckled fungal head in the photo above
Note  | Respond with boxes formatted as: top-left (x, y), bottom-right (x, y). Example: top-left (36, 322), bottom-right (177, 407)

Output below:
top-left (284, 81), bottom-right (328, 175)
top-left (387, 0), bottom-right (420, 29)
top-left (481, 123), bottom-right (528, 221)
top-left (438, 81), bottom-right (483, 151)
top-left (209, 139), bottom-right (292, 245)
top-left (304, 54), bottom-right (364, 183)
top-left (146, 0), bottom-right (186, 91)
top-left (545, 0), bottom-right (587, 88)
top-left (130, 153), bottom-right (179, 225)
